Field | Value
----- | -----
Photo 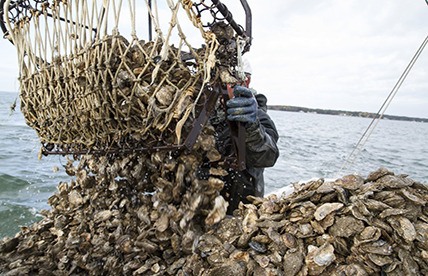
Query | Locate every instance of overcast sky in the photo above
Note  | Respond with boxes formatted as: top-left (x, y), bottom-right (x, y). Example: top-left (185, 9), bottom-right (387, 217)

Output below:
top-left (244, 0), bottom-right (428, 118)
top-left (1, 0), bottom-right (428, 118)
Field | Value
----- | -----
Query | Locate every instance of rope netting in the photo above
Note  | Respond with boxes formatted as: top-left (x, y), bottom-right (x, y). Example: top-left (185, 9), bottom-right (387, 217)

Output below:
top-left (2, 0), bottom-right (246, 155)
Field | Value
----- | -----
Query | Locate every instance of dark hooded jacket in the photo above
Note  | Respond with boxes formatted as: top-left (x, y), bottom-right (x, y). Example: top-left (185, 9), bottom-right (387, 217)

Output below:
top-left (209, 93), bottom-right (280, 213)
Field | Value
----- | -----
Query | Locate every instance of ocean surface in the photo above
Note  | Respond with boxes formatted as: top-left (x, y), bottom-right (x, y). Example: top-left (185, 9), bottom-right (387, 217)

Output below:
top-left (1, 91), bottom-right (428, 238)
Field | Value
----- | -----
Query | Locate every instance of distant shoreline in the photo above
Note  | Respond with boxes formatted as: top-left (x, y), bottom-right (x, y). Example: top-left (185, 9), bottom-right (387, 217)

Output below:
top-left (268, 105), bottom-right (428, 123)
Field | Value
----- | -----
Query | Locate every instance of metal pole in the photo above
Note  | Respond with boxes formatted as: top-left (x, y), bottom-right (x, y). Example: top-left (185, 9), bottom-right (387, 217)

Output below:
top-left (211, 0), bottom-right (244, 37)
top-left (239, 0), bottom-right (252, 45)
top-left (148, 0), bottom-right (152, 41)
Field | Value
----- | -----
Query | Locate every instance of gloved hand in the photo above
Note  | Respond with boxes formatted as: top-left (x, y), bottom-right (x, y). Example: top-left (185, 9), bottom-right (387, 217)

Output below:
top-left (226, 85), bottom-right (257, 123)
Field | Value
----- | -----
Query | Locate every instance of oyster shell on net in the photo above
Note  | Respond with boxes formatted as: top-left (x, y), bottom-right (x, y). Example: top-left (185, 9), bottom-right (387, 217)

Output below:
top-left (155, 85), bottom-right (175, 107)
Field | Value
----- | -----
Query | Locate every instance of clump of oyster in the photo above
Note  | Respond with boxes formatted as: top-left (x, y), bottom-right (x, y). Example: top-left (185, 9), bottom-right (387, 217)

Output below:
top-left (1, 164), bottom-right (428, 275)
top-left (19, 35), bottom-right (207, 154)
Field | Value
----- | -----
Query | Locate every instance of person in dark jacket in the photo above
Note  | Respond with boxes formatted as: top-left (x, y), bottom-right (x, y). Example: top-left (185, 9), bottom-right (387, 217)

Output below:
top-left (209, 75), bottom-right (280, 213)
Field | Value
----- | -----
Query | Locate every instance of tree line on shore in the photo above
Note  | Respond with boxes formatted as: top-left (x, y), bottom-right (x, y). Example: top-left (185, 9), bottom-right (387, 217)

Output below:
top-left (269, 105), bottom-right (428, 123)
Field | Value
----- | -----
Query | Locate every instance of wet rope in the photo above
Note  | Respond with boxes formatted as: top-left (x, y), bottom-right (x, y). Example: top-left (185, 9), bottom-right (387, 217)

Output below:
top-left (338, 33), bottom-right (428, 175)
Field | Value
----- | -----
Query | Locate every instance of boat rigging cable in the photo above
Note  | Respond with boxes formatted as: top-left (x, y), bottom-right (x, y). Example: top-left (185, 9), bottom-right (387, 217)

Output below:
top-left (338, 33), bottom-right (428, 175)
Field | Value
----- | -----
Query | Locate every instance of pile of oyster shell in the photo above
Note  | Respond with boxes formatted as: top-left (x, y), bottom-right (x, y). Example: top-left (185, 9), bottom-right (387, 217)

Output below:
top-left (188, 168), bottom-right (428, 275)
top-left (1, 153), bottom-right (427, 276)
top-left (0, 120), bottom-right (229, 275)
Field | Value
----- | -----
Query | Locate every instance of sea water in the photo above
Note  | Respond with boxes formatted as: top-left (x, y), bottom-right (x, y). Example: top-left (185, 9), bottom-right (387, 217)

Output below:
top-left (1, 91), bottom-right (427, 238)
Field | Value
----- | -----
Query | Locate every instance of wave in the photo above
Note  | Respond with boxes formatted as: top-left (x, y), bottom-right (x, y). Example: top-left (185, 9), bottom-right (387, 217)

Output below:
top-left (0, 173), bottom-right (30, 192)
top-left (0, 203), bottom-right (41, 238)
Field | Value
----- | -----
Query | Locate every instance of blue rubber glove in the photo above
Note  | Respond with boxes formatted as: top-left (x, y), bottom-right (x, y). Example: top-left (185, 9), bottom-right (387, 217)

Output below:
top-left (226, 85), bottom-right (257, 123)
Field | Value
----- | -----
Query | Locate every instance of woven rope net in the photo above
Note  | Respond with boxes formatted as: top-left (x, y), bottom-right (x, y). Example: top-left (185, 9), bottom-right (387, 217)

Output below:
top-left (2, 0), bottom-right (245, 155)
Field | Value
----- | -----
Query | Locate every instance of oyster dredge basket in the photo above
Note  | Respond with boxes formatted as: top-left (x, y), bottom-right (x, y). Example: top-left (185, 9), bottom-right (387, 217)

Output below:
top-left (0, 0), bottom-right (251, 156)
